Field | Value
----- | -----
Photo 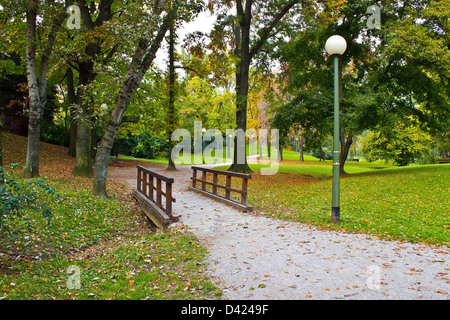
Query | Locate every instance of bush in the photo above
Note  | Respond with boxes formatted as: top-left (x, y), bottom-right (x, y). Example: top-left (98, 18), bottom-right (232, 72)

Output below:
top-left (132, 134), bottom-right (168, 159)
top-left (0, 163), bottom-right (57, 231)
top-left (40, 120), bottom-right (70, 147)
top-left (360, 124), bottom-right (432, 166)
top-left (112, 132), bottom-right (168, 159)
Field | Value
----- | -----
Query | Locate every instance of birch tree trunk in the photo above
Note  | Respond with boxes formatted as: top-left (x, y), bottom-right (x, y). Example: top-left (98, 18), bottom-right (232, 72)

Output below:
top-left (24, 0), bottom-right (64, 178)
top-left (24, 0), bottom-right (41, 178)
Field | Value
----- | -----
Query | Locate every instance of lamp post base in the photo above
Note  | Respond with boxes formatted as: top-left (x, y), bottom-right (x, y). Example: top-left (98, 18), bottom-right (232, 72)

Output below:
top-left (332, 206), bottom-right (340, 224)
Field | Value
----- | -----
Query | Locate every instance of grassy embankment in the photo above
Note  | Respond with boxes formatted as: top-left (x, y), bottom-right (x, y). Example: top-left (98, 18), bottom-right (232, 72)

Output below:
top-left (0, 132), bottom-right (222, 299)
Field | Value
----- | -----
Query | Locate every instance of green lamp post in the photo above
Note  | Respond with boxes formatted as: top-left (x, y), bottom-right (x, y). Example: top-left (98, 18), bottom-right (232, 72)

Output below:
top-left (325, 35), bottom-right (347, 224)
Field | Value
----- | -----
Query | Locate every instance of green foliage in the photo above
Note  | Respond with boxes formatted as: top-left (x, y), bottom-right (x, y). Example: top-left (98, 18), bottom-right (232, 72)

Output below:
top-left (273, 0), bottom-right (449, 164)
top-left (132, 134), bottom-right (168, 159)
top-left (0, 176), bottom-right (221, 299)
top-left (112, 131), bottom-right (168, 159)
top-left (40, 119), bottom-right (70, 147)
top-left (0, 230), bottom-right (221, 300)
top-left (0, 176), bottom-right (133, 259)
top-left (360, 121), bottom-right (433, 166)
top-left (270, 88), bottom-right (333, 152)
top-left (0, 163), bottom-right (57, 231)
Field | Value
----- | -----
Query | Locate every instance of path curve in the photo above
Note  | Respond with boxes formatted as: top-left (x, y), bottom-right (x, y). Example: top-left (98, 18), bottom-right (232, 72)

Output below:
top-left (108, 163), bottom-right (450, 300)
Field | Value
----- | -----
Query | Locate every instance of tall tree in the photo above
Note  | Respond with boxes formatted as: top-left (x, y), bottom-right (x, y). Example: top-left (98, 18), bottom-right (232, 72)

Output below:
top-left (209, 0), bottom-right (305, 173)
top-left (24, 0), bottom-right (65, 178)
top-left (71, 0), bottom-right (115, 178)
top-left (273, 0), bottom-right (450, 174)
top-left (93, 0), bottom-right (204, 197)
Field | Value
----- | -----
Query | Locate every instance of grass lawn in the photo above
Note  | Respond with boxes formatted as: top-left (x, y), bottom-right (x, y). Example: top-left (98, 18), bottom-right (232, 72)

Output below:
top-left (0, 176), bottom-right (221, 300)
top-left (118, 145), bottom-right (448, 246)
top-left (0, 132), bottom-right (221, 300)
top-left (116, 144), bottom-right (278, 166)
top-left (214, 159), bottom-right (449, 246)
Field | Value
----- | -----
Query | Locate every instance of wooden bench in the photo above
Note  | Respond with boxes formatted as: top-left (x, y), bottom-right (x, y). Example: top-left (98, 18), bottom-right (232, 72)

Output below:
top-left (188, 166), bottom-right (253, 212)
top-left (111, 156), bottom-right (125, 166)
top-left (132, 165), bottom-right (178, 230)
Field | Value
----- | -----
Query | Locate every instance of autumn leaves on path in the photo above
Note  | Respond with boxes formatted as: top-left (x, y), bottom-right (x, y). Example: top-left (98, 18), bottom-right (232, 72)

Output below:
top-left (110, 165), bottom-right (450, 300)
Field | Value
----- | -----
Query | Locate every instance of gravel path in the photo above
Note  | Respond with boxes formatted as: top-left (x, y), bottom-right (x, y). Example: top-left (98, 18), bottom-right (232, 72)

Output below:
top-left (108, 163), bottom-right (450, 300)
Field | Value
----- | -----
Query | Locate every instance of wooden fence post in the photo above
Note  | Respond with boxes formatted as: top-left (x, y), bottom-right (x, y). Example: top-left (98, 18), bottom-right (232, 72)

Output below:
top-left (225, 175), bottom-right (231, 200)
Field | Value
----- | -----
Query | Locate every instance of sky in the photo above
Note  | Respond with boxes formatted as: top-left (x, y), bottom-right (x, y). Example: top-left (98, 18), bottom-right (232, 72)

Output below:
top-left (153, 9), bottom-right (217, 69)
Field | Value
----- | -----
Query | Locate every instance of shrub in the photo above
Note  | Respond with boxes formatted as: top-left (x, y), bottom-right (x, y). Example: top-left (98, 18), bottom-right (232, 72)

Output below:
top-left (0, 163), bottom-right (57, 231)
top-left (112, 132), bottom-right (168, 159)
top-left (40, 120), bottom-right (70, 147)
top-left (132, 134), bottom-right (168, 159)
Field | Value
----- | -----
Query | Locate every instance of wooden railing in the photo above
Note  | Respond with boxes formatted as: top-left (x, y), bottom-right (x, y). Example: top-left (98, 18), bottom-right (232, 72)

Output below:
top-left (132, 165), bottom-right (178, 230)
top-left (188, 166), bottom-right (253, 212)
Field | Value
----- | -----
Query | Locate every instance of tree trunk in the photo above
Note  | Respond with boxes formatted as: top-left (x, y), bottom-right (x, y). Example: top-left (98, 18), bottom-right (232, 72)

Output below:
top-left (67, 68), bottom-right (77, 157)
top-left (24, 1), bottom-right (64, 177)
top-left (340, 129), bottom-right (353, 175)
top-left (227, 0), bottom-right (300, 173)
top-left (319, 148), bottom-right (324, 161)
top-left (91, 126), bottom-right (98, 161)
top-left (72, 117), bottom-right (93, 177)
top-left (228, 4), bottom-right (252, 173)
top-left (24, 0), bottom-right (41, 178)
top-left (71, 0), bottom-right (114, 176)
top-left (299, 136), bottom-right (304, 162)
top-left (71, 76), bottom-right (93, 177)
top-left (68, 122), bottom-right (77, 157)
top-left (93, 6), bottom-right (177, 197)
top-left (0, 128), bottom-right (4, 184)
top-left (166, 20), bottom-right (177, 171)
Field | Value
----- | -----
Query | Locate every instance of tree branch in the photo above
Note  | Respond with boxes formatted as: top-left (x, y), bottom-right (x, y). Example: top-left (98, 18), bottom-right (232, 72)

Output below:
top-left (249, 0), bottom-right (300, 59)
top-left (101, 43), bottom-right (120, 66)
top-left (38, 9), bottom-right (66, 104)
top-left (77, 0), bottom-right (94, 29)
top-left (236, 0), bottom-right (244, 16)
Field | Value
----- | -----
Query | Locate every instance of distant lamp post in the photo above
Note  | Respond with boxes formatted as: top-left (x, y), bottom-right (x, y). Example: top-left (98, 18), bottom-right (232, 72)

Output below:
top-left (325, 35), bottom-right (347, 224)
top-left (202, 128), bottom-right (206, 164)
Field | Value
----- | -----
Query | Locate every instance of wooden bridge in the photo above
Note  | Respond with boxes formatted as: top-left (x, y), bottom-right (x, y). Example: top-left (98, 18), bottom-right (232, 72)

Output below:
top-left (132, 165), bottom-right (178, 230)
top-left (132, 165), bottom-right (253, 230)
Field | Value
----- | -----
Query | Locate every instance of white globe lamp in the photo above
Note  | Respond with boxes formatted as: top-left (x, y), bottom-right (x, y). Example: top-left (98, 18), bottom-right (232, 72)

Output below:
top-left (325, 35), bottom-right (347, 55)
